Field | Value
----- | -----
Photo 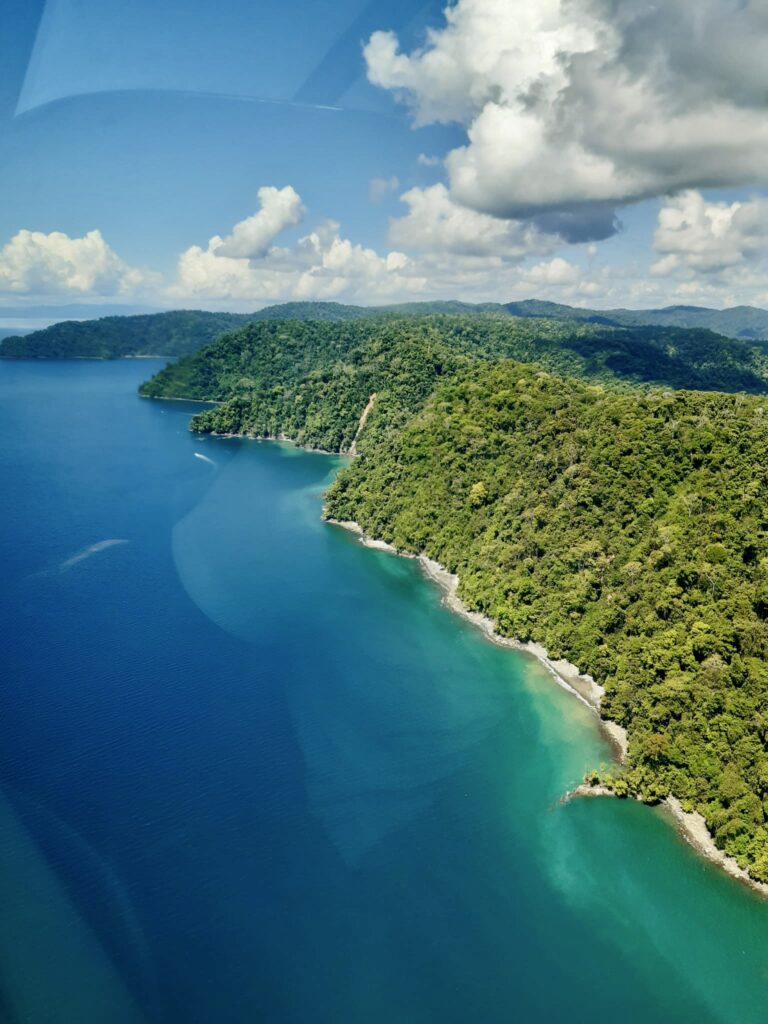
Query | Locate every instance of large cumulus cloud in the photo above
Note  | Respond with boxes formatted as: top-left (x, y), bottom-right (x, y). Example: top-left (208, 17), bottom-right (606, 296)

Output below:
top-left (172, 188), bottom-right (423, 303)
top-left (0, 228), bottom-right (152, 296)
top-left (365, 0), bottom-right (768, 228)
top-left (215, 186), bottom-right (305, 259)
top-left (651, 191), bottom-right (768, 293)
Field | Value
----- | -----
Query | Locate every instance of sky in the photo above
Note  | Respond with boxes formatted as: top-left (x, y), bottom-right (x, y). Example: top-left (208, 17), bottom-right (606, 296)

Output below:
top-left (1, 0), bottom-right (768, 314)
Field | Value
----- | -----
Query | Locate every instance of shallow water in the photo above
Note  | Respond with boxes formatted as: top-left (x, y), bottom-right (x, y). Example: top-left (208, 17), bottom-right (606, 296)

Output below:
top-left (1, 360), bottom-right (767, 1023)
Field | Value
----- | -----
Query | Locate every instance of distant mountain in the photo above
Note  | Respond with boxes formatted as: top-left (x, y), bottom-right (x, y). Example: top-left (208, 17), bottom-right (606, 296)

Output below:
top-left (3, 297), bottom-right (768, 360)
top-left (503, 300), bottom-right (768, 343)
top-left (0, 311), bottom-right (253, 359)
top-left (0, 301), bottom-right (504, 359)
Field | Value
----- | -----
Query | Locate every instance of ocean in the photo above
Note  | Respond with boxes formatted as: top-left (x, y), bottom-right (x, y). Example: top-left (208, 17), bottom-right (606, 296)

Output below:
top-left (1, 359), bottom-right (767, 1023)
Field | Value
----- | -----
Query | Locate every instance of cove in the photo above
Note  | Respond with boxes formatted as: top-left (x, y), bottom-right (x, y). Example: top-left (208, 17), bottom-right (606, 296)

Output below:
top-left (1, 359), bottom-right (768, 1023)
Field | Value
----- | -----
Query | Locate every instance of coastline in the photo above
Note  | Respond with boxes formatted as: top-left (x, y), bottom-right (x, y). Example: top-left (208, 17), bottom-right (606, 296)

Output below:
top-left (325, 516), bottom-right (768, 900)
top-left (325, 518), bottom-right (627, 760)
top-left (143, 396), bottom-right (366, 452)
top-left (202, 430), bottom-right (346, 456)
top-left (664, 796), bottom-right (768, 897)
top-left (568, 786), bottom-right (768, 899)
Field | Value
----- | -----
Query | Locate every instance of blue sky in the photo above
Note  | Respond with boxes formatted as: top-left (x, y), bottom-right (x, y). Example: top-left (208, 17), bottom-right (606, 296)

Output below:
top-left (1, 0), bottom-right (768, 313)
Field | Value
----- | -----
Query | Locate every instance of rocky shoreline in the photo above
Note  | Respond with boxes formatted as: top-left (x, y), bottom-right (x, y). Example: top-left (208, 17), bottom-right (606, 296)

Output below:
top-left (326, 516), bottom-right (768, 900)
top-left (326, 518), bottom-right (628, 761)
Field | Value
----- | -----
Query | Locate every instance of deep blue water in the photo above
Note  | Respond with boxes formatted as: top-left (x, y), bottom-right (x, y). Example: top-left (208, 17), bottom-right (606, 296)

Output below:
top-left (1, 360), bottom-right (768, 1024)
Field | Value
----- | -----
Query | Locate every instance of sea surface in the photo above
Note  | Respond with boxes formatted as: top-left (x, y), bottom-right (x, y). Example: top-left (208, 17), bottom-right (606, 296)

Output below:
top-left (1, 360), bottom-right (768, 1024)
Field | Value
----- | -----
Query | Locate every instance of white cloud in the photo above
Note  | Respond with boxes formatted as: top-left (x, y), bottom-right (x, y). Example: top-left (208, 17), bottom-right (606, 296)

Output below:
top-left (617, 190), bottom-right (768, 306)
top-left (417, 154), bottom-right (442, 168)
top-left (369, 176), bottom-right (400, 203)
top-left (389, 183), bottom-right (555, 259)
top-left (0, 228), bottom-right (151, 297)
top-left (215, 186), bottom-right (305, 259)
top-left (652, 191), bottom-right (768, 277)
top-left (172, 191), bottom-right (424, 304)
top-left (171, 183), bottom-right (597, 306)
top-left (364, 0), bottom-right (768, 225)
top-left (521, 257), bottom-right (580, 288)
top-left (10, 185), bottom-right (768, 312)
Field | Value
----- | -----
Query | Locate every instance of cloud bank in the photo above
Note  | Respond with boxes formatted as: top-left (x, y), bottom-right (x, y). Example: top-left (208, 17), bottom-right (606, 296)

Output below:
top-left (4, 4), bottom-right (768, 311)
top-left (2, 187), bottom-right (768, 311)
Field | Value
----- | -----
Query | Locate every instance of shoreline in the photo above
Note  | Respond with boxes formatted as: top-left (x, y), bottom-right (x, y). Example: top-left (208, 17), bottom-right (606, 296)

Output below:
top-left (567, 786), bottom-right (768, 899)
top-left (663, 796), bottom-right (768, 897)
top-left (326, 518), bottom-right (627, 760)
top-left (326, 516), bottom-right (768, 900)
top-left (202, 430), bottom-right (347, 456)
top-left (142, 397), bottom-right (363, 451)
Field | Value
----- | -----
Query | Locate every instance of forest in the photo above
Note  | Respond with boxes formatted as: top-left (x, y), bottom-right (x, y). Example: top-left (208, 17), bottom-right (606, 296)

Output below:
top-left (325, 363), bottom-right (768, 881)
top-left (139, 312), bottom-right (768, 880)
top-left (140, 313), bottom-right (768, 449)
top-left (4, 298), bottom-right (768, 359)
top-left (0, 310), bottom-right (251, 359)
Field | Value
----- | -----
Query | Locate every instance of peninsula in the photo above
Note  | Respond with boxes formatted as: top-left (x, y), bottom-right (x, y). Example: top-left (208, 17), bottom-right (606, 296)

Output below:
top-left (140, 311), bottom-right (768, 885)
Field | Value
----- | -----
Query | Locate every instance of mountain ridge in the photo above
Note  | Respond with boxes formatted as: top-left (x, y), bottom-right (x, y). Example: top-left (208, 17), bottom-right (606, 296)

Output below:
top-left (3, 299), bottom-right (768, 360)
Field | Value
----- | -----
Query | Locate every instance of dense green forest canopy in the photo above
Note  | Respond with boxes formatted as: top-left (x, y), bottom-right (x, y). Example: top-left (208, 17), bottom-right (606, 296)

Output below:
top-left (141, 317), bottom-right (483, 451)
top-left (4, 297), bottom-right (768, 359)
top-left (139, 313), bottom-right (768, 452)
top-left (324, 364), bottom-right (768, 881)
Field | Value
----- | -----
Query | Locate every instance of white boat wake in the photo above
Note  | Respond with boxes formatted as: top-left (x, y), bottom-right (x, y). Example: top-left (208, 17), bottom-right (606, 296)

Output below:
top-left (59, 538), bottom-right (129, 572)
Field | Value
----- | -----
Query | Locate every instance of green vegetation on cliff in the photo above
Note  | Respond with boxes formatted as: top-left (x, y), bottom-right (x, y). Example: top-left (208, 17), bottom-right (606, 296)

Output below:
top-left (324, 364), bottom-right (768, 881)
top-left (141, 317), bottom-right (478, 450)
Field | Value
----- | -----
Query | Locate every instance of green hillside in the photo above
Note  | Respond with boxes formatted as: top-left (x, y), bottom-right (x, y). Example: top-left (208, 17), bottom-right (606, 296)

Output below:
top-left (139, 313), bottom-right (768, 451)
top-left (324, 363), bottom-right (768, 881)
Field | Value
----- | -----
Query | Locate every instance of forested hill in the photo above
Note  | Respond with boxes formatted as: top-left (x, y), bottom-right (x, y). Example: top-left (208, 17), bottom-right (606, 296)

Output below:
top-left (504, 300), bottom-right (768, 342)
top-left (139, 312), bottom-right (768, 449)
top-left (0, 311), bottom-right (252, 359)
top-left (5, 297), bottom-right (768, 359)
top-left (0, 301), bottom-right (462, 359)
top-left (324, 364), bottom-right (768, 882)
top-left (0, 301), bottom-right (505, 359)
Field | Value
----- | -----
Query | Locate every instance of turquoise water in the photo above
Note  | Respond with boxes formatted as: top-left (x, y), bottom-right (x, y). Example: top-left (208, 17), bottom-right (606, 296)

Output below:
top-left (1, 360), bottom-right (767, 1023)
